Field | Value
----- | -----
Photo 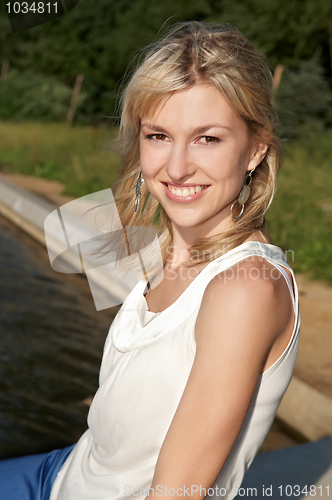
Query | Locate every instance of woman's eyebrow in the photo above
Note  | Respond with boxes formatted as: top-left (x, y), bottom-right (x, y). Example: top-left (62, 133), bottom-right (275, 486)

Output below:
top-left (192, 123), bottom-right (233, 134)
top-left (140, 123), bottom-right (168, 133)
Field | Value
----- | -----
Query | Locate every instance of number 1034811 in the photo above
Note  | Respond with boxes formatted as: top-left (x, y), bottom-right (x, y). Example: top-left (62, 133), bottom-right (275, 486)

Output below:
top-left (278, 485), bottom-right (329, 496)
top-left (6, 2), bottom-right (58, 14)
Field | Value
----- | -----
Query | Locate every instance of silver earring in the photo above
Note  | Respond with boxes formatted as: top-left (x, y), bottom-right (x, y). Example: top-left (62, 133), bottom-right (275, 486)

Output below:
top-left (134, 171), bottom-right (144, 212)
top-left (230, 169), bottom-right (254, 220)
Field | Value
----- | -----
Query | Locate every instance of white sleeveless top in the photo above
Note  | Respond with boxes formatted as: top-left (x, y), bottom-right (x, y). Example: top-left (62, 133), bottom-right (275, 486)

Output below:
top-left (50, 241), bottom-right (300, 500)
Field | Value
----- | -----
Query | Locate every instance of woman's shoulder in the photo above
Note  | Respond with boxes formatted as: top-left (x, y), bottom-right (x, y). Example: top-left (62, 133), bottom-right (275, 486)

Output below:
top-left (205, 233), bottom-right (291, 300)
top-left (194, 239), bottom-right (295, 371)
top-left (200, 254), bottom-right (287, 327)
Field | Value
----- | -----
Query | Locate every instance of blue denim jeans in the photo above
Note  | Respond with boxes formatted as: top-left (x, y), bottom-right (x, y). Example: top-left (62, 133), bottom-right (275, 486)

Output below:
top-left (0, 444), bottom-right (75, 500)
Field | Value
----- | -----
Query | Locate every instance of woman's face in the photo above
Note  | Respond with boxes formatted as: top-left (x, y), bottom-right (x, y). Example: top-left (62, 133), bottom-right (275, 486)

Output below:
top-left (139, 83), bottom-right (266, 238)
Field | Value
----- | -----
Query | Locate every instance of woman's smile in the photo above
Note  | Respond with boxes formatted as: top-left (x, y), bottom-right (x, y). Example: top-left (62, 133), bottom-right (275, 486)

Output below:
top-left (163, 182), bottom-right (210, 202)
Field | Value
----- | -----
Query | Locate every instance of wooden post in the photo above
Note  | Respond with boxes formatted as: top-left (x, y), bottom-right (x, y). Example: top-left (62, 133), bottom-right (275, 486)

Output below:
top-left (67, 74), bottom-right (84, 126)
top-left (1, 60), bottom-right (10, 79)
top-left (329, 21), bottom-right (332, 76)
top-left (273, 64), bottom-right (284, 90)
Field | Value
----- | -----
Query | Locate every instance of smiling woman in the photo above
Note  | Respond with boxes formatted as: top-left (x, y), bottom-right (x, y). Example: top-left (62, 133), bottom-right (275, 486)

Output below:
top-left (0, 21), bottom-right (300, 500)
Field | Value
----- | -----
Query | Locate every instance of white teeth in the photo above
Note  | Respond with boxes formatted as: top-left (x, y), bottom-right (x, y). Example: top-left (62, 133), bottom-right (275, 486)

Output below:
top-left (167, 184), bottom-right (207, 198)
top-left (180, 188), bottom-right (189, 197)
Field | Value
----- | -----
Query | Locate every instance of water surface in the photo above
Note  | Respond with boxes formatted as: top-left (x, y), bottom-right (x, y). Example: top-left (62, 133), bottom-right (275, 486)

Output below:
top-left (0, 214), bottom-right (117, 458)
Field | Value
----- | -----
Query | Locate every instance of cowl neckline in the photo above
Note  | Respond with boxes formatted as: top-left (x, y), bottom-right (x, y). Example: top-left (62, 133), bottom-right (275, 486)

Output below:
top-left (138, 292), bottom-right (160, 327)
top-left (112, 241), bottom-right (287, 352)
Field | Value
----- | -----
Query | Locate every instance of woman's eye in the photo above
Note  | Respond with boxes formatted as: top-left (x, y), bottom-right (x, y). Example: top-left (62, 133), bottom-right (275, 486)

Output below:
top-left (199, 136), bottom-right (220, 144)
top-left (146, 134), bottom-right (167, 141)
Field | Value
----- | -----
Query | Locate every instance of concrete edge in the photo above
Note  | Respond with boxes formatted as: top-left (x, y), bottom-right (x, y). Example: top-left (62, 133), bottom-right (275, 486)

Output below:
top-left (0, 178), bottom-right (130, 306)
top-left (0, 199), bottom-right (46, 246)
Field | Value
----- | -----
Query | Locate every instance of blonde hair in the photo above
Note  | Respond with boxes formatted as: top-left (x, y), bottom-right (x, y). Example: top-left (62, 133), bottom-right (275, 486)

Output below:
top-left (112, 21), bottom-right (280, 266)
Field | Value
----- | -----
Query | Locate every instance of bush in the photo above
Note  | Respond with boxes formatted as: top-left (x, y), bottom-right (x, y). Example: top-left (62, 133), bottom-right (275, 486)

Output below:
top-left (274, 58), bottom-right (331, 139)
top-left (0, 70), bottom-right (88, 122)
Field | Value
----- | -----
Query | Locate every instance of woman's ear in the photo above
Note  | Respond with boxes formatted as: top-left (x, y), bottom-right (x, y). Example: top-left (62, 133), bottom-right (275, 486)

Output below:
top-left (247, 142), bottom-right (269, 171)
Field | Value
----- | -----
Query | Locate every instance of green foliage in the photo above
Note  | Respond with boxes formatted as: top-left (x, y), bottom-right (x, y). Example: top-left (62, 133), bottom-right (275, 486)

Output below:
top-left (0, 0), bottom-right (214, 120)
top-left (274, 59), bottom-right (332, 139)
top-left (0, 69), bottom-right (88, 122)
top-left (207, 0), bottom-right (332, 71)
top-left (266, 131), bottom-right (332, 284)
top-left (1, 0), bottom-right (331, 122)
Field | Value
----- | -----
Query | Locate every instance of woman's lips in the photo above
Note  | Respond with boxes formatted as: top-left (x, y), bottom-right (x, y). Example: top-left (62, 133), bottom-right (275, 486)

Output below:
top-left (163, 182), bottom-right (210, 203)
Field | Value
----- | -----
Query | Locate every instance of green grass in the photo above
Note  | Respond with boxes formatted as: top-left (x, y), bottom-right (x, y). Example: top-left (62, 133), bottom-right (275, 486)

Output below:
top-left (0, 121), bottom-right (331, 285)
top-left (266, 131), bottom-right (332, 284)
top-left (0, 121), bottom-right (120, 197)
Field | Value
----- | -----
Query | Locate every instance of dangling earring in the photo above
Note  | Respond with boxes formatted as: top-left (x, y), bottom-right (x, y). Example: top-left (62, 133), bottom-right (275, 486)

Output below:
top-left (230, 169), bottom-right (254, 220)
top-left (134, 171), bottom-right (144, 212)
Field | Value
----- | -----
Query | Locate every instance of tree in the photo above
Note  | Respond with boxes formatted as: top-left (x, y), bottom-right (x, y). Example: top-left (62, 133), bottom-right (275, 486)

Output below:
top-left (0, 0), bottom-right (213, 118)
top-left (207, 0), bottom-right (332, 73)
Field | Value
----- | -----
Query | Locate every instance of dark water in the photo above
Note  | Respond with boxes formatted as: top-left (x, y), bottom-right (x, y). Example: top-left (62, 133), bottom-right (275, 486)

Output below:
top-left (0, 214), bottom-right (118, 459)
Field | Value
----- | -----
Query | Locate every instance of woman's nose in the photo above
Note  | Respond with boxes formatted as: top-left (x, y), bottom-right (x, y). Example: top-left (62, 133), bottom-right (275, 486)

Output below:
top-left (165, 144), bottom-right (195, 181)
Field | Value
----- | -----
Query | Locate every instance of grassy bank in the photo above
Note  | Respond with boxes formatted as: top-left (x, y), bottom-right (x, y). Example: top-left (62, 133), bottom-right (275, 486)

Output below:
top-left (0, 121), bottom-right (120, 197)
top-left (0, 121), bottom-right (331, 285)
top-left (266, 132), bottom-right (332, 284)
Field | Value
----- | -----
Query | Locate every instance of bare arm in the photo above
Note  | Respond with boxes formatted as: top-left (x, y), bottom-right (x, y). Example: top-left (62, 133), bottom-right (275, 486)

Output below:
top-left (146, 259), bottom-right (294, 500)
